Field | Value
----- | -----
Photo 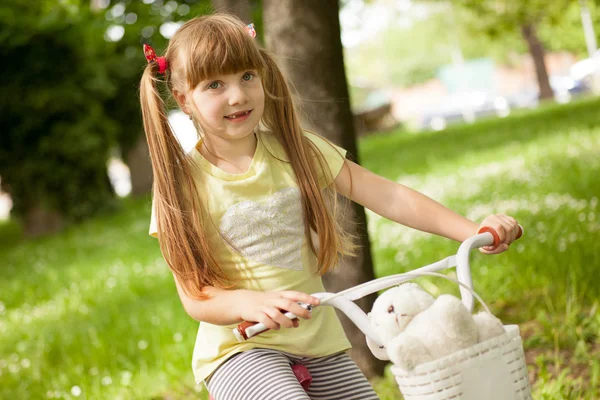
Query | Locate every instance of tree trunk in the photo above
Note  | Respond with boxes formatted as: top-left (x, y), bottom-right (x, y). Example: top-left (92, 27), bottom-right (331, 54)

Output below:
top-left (126, 134), bottom-right (153, 196)
top-left (23, 205), bottom-right (64, 237)
top-left (521, 23), bottom-right (554, 101)
top-left (211, 0), bottom-right (252, 23)
top-left (263, 0), bottom-right (385, 379)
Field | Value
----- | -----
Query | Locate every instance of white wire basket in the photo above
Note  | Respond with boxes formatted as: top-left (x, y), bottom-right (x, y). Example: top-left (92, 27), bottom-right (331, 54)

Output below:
top-left (391, 324), bottom-right (531, 400)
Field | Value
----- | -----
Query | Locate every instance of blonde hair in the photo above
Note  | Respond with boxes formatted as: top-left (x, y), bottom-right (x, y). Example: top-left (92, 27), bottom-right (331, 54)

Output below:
top-left (140, 13), bottom-right (356, 299)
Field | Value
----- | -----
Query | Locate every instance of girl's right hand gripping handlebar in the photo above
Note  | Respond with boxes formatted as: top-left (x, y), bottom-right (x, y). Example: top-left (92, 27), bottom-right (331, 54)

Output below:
top-left (233, 224), bottom-right (523, 342)
top-left (232, 303), bottom-right (314, 342)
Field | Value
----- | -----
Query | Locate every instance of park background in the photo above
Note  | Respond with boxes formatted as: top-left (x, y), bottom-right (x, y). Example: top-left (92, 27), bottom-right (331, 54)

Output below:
top-left (1, 0), bottom-right (600, 398)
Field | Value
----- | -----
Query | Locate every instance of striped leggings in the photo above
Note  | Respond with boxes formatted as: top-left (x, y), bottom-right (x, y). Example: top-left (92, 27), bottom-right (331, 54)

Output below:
top-left (206, 348), bottom-right (380, 400)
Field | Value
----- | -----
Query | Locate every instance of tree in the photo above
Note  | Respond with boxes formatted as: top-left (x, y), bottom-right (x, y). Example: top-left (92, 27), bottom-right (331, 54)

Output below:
top-left (0, 1), bottom-right (118, 236)
top-left (455, 0), bottom-right (578, 101)
top-left (263, 0), bottom-right (385, 378)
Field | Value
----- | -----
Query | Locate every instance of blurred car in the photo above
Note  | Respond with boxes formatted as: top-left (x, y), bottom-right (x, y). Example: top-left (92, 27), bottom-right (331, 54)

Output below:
top-left (419, 91), bottom-right (509, 131)
top-left (550, 75), bottom-right (590, 103)
top-left (570, 52), bottom-right (600, 82)
top-left (506, 74), bottom-right (590, 110)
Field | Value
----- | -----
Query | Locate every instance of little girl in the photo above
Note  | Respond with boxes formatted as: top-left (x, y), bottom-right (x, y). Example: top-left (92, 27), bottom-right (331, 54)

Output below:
top-left (140, 14), bottom-right (520, 400)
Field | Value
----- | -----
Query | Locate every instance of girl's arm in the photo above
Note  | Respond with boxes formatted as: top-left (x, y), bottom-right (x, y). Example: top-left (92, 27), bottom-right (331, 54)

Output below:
top-left (334, 160), bottom-right (520, 252)
top-left (172, 277), bottom-right (319, 328)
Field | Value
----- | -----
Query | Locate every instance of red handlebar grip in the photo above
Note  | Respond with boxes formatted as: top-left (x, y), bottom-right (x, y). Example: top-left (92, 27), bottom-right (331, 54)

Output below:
top-left (236, 321), bottom-right (263, 340)
top-left (516, 225), bottom-right (523, 240)
top-left (478, 225), bottom-right (523, 249)
top-left (478, 226), bottom-right (500, 248)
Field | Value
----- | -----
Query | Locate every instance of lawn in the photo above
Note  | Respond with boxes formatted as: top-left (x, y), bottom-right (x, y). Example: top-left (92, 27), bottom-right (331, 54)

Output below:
top-left (1, 97), bottom-right (599, 399)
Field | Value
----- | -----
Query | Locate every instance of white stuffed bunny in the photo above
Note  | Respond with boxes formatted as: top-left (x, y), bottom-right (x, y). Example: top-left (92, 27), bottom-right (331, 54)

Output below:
top-left (366, 283), bottom-right (505, 370)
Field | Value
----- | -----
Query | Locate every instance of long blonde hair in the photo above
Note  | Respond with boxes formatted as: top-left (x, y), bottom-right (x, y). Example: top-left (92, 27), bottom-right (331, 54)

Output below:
top-left (140, 14), bottom-right (356, 299)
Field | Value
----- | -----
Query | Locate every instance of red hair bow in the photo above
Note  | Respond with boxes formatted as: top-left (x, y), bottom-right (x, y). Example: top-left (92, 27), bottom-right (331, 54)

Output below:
top-left (143, 44), bottom-right (168, 74)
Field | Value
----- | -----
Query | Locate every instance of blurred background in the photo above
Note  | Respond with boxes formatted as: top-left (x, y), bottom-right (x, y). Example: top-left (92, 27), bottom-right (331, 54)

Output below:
top-left (1, 0), bottom-right (599, 399)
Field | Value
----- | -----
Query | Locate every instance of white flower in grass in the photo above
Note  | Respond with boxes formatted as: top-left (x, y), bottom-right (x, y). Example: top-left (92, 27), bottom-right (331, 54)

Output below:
top-left (101, 376), bottom-right (112, 386)
top-left (138, 340), bottom-right (148, 350)
top-left (106, 277), bottom-right (117, 289)
top-left (8, 363), bottom-right (19, 373)
top-left (591, 197), bottom-right (598, 209)
top-left (71, 386), bottom-right (82, 397)
top-left (557, 239), bottom-right (567, 253)
top-left (538, 234), bottom-right (546, 244)
top-left (412, 247), bottom-right (422, 258)
top-left (173, 333), bottom-right (183, 342)
top-left (121, 370), bottom-right (132, 386)
top-left (20, 359), bottom-right (30, 369)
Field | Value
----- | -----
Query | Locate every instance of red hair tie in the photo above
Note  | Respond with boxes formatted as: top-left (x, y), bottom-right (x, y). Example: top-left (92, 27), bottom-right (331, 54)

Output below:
top-left (143, 44), bottom-right (168, 74)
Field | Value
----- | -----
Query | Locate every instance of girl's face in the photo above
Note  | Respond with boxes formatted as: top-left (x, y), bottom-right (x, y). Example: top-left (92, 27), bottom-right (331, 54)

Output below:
top-left (189, 70), bottom-right (265, 142)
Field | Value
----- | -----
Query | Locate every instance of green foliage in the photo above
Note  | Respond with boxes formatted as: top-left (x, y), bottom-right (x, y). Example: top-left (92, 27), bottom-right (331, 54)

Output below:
top-left (0, 1), bottom-right (118, 222)
top-left (0, 0), bottom-right (225, 227)
top-left (455, 0), bottom-right (600, 57)
top-left (345, 4), bottom-right (526, 91)
top-left (539, 1), bottom-right (600, 58)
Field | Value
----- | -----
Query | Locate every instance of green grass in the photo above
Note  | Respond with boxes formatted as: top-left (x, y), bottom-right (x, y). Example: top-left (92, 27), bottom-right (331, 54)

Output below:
top-left (1, 97), bottom-right (599, 399)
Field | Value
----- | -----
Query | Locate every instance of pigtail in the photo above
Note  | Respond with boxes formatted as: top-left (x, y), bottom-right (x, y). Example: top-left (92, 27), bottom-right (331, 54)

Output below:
top-left (259, 49), bottom-right (357, 274)
top-left (140, 62), bottom-right (229, 298)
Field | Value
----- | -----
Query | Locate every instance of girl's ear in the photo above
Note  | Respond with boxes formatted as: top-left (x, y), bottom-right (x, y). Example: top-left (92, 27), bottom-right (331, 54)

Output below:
top-left (173, 90), bottom-right (191, 114)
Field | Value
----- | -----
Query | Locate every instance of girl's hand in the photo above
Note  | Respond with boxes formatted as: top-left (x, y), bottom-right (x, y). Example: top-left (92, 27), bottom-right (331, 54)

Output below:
top-left (236, 290), bottom-right (320, 331)
top-left (478, 214), bottom-right (520, 254)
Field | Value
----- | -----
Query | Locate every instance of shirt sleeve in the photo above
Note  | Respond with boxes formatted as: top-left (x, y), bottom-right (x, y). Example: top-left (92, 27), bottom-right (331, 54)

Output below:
top-left (303, 131), bottom-right (347, 188)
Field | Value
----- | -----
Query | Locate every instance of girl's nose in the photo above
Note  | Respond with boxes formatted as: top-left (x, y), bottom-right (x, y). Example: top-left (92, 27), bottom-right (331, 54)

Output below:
top-left (228, 85), bottom-right (249, 106)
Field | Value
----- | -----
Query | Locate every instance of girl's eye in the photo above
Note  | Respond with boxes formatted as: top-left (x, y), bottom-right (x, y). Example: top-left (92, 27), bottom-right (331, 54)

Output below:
top-left (208, 81), bottom-right (221, 90)
top-left (242, 72), bottom-right (254, 81)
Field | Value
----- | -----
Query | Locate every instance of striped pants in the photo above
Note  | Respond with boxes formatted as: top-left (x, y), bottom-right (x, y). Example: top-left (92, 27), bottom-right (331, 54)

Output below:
top-left (206, 348), bottom-right (380, 400)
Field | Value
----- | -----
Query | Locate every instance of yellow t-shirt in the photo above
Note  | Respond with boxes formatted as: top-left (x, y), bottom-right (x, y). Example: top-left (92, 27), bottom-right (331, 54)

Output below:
top-left (149, 130), bottom-right (352, 383)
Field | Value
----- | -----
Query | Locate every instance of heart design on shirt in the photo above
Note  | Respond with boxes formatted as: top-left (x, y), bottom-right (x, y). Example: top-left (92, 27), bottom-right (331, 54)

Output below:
top-left (219, 187), bottom-right (304, 270)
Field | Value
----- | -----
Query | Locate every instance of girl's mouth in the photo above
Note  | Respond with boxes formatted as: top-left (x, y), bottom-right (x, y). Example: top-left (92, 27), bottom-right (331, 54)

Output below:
top-left (224, 109), bottom-right (252, 122)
